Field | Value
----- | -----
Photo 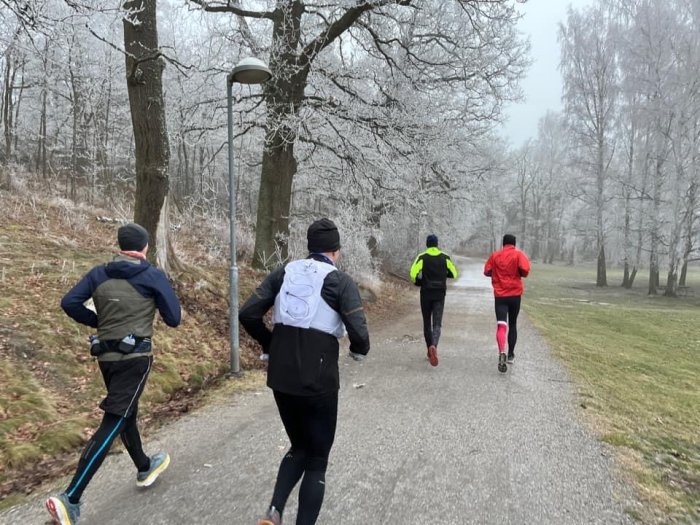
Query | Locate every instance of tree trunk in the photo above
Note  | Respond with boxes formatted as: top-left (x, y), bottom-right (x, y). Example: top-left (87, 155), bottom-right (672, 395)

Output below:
top-left (595, 127), bottom-right (607, 287)
top-left (12, 60), bottom-right (24, 156)
top-left (596, 245), bottom-right (607, 287)
top-left (37, 82), bottom-right (47, 178)
top-left (664, 161), bottom-right (686, 298)
top-left (252, 2), bottom-right (306, 268)
top-left (253, 133), bottom-right (298, 267)
top-left (679, 165), bottom-right (698, 286)
top-left (648, 250), bottom-right (658, 296)
top-left (530, 192), bottom-right (541, 260)
top-left (650, 179), bottom-right (665, 295)
top-left (155, 195), bottom-right (184, 274)
top-left (679, 261), bottom-right (688, 287)
top-left (621, 120), bottom-right (635, 287)
top-left (622, 262), bottom-right (630, 288)
top-left (624, 262), bottom-right (638, 288)
top-left (367, 201), bottom-right (385, 260)
top-left (520, 184), bottom-right (528, 254)
top-left (69, 40), bottom-right (83, 202)
top-left (648, 130), bottom-right (666, 295)
top-left (632, 146), bottom-right (651, 290)
top-left (664, 270), bottom-right (678, 297)
top-left (123, 0), bottom-right (172, 268)
top-left (3, 51), bottom-right (15, 163)
top-left (98, 54), bottom-right (114, 195)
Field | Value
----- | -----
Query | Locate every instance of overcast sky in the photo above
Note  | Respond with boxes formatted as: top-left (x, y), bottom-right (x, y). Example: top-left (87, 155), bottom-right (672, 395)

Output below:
top-left (500, 0), bottom-right (596, 147)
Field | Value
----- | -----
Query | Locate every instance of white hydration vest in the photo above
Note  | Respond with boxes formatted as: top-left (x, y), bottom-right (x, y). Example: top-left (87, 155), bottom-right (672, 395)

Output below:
top-left (273, 259), bottom-right (346, 338)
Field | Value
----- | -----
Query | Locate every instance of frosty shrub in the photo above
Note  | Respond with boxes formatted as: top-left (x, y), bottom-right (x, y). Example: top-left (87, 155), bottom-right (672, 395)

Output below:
top-left (0, 164), bottom-right (29, 194)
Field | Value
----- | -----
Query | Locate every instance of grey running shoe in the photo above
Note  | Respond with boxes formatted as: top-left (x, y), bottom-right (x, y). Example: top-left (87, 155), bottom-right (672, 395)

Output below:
top-left (136, 452), bottom-right (171, 487)
top-left (45, 493), bottom-right (81, 525)
top-left (258, 506), bottom-right (282, 525)
top-left (498, 352), bottom-right (508, 373)
top-left (507, 353), bottom-right (515, 365)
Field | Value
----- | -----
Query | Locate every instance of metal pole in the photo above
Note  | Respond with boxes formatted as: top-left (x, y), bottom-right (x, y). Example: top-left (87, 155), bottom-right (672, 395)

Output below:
top-left (227, 75), bottom-right (241, 376)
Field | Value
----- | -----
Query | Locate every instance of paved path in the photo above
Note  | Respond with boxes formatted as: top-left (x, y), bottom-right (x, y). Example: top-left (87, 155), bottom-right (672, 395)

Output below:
top-left (1, 258), bottom-right (635, 525)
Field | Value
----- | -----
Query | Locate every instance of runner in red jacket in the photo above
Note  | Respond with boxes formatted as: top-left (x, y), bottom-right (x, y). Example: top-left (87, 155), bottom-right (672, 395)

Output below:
top-left (483, 234), bottom-right (531, 373)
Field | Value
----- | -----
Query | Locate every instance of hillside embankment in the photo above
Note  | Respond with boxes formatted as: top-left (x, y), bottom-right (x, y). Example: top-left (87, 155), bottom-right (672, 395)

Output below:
top-left (0, 191), bottom-right (406, 504)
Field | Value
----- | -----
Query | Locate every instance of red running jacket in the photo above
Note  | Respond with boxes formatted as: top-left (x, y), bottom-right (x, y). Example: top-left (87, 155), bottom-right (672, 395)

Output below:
top-left (483, 245), bottom-right (531, 297)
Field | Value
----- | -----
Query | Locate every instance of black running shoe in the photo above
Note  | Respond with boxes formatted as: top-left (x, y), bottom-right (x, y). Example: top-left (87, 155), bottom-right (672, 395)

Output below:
top-left (507, 353), bottom-right (515, 365)
top-left (498, 352), bottom-right (507, 373)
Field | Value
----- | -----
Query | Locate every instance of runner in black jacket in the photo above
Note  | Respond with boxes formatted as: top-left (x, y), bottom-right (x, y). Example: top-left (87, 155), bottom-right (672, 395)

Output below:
top-left (409, 234), bottom-right (458, 367)
top-left (240, 218), bottom-right (370, 525)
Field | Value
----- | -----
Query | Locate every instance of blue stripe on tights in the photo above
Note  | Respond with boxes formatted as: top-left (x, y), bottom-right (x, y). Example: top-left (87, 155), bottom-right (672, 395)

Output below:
top-left (67, 417), bottom-right (124, 498)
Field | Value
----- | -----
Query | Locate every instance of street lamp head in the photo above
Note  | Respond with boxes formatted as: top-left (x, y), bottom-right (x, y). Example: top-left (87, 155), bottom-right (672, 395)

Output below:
top-left (230, 57), bottom-right (272, 85)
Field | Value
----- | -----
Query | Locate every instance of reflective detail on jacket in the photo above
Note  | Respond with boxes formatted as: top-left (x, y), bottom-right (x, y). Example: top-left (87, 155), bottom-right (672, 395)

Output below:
top-left (409, 247), bottom-right (458, 296)
top-left (483, 245), bottom-right (531, 297)
top-left (273, 259), bottom-right (345, 338)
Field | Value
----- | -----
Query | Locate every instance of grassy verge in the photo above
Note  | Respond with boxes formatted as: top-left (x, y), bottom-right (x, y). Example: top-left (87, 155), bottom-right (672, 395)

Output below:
top-left (523, 263), bottom-right (700, 523)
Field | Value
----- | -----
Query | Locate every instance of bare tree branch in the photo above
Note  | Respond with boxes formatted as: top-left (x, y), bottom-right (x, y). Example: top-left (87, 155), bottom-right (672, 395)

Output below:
top-left (187, 0), bottom-right (275, 20)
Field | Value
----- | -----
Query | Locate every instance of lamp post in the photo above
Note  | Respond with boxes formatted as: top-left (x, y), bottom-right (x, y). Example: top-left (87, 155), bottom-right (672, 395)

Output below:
top-left (227, 57), bottom-right (272, 375)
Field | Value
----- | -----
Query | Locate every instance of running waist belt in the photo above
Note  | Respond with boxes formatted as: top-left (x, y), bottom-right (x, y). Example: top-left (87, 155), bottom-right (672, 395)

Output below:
top-left (90, 335), bottom-right (152, 357)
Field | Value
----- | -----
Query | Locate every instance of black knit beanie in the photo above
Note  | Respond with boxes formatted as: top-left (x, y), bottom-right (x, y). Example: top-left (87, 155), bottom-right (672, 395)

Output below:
top-left (118, 223), bottom-right (149, 251)
top-left (307, 218), bottom-right (341, 253)
top-left (426, 234), bottom-right (438, 248)
top-left (503, 234), bottom-right (516, 246)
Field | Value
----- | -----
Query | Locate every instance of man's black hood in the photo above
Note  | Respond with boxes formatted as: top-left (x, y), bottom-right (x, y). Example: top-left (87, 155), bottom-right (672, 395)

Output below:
top-left (105, 255), bottom-right (151, 279)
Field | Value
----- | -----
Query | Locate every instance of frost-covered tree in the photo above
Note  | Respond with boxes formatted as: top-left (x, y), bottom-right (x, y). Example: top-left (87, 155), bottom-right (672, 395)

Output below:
top-left (189, 0), bottom-right (529, 267)
top-left (559, 5), bottom-right (619, 286)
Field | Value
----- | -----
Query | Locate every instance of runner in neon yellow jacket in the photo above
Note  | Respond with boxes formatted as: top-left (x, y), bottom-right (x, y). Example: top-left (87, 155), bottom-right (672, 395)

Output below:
top-left (409, 234), bottom-right (458, 366)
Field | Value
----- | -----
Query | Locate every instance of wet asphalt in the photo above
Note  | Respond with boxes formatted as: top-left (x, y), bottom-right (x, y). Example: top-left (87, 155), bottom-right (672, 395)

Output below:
top-left (0, 258), bottom-right (637, 525)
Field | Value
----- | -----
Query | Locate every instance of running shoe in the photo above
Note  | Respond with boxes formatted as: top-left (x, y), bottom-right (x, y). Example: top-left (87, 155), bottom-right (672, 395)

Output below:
top-left (45, 493), bottom-right (81, 525)
top-left (498, 352), bottom-right (508, 373)
top-left (507, 353), bottom-right (515, 365)
top-left (136, 452), bottom-right (170, 487)
top-left (427, 345), bottom-right (438, 367)
top-left (258, 506), bottom-right (282, 525)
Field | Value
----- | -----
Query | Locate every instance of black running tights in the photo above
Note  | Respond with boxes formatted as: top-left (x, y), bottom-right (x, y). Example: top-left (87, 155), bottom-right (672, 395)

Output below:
top-left (420, 294), bottom-right (445, 347)
top-left (494, 295), bottom-right (521, 354)
top-left (271, 390), bottom-right (338, 525)
top-left (65, 409), bottom-right (150, 504)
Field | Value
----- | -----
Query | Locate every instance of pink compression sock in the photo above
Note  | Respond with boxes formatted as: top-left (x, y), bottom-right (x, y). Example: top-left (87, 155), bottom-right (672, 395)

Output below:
top-left (496, 322), bottom-right (507, 353)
